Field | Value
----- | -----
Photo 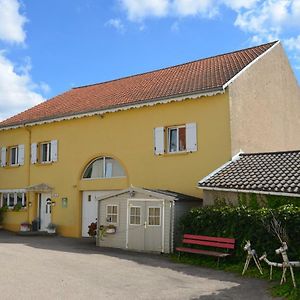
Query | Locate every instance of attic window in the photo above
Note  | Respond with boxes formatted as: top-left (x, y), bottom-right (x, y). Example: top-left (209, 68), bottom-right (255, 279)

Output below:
top-left (83, 157), bottom-right (125, 179)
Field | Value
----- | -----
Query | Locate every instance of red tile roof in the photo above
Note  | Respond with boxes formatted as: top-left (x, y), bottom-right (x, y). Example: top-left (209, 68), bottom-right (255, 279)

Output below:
top-left (0, 41), bottom-right (277, 128)
top-left (199, 150), bottom-right (300, 196)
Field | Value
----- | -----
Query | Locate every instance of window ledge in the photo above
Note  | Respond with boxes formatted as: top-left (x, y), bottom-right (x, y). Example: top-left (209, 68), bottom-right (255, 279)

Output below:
top-left (159, 151), bottom-right (190, 157)
top-left (2, 165), bottom-right (22, 169)
top-left (35, 161), bottom-right (54, 166)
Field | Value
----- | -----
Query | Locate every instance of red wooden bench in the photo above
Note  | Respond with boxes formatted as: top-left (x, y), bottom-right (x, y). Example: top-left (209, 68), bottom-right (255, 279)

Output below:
top-left (176, 234), bottom-right (235, 265)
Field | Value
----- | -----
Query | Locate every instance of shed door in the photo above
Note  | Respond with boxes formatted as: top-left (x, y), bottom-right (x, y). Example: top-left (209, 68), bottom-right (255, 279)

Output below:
top-left (127, 199), bottom-right (164, 253)
top-left (127, 200), bottom-right (145, 251)
top-left (82, 191), bottom-right (113, 237)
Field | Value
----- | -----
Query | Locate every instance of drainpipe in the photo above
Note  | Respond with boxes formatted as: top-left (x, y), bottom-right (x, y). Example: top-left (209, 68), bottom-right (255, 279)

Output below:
top-left (25, 126), bottom-right (31, 222)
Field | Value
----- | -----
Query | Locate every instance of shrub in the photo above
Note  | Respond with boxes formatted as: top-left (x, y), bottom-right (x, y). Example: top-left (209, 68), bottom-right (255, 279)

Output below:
top-left (88, 222), bottom-right (97, 237)
top-left (179, 204), bottom-right (300, 261)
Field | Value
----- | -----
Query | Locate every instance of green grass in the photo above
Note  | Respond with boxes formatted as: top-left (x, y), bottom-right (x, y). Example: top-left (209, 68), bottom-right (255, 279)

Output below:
top-left (170, 254), bottom-right (300, 300)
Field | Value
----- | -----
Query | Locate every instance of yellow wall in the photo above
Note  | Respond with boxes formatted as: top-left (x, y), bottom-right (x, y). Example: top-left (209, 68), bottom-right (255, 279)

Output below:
top-left (0, 93), bottom-right (232, 237)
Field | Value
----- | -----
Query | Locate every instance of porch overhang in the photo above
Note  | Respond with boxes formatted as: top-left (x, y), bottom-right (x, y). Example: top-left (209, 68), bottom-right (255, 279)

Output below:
top-left (26, 183), bottom-right (54, 193)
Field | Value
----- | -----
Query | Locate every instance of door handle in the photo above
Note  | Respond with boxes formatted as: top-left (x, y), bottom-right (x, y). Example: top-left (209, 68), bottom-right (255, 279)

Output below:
top-left (144, 221), bottom-right (147, 229)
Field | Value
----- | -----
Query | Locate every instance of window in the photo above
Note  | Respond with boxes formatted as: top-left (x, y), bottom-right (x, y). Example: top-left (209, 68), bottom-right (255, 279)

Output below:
top-left (130, 207), bottom-right (141, 225)
top-left (31, 140), bottom-right (58, 164)
top-left (9, 146), bottom-right (18, 166)
top-left (148, 207), bottom-right (161, 226)
top-left (154, 123), bottom-right (197, 155)
top-left (1, 192), bottom-right (27, 208)
top-left (1, 145), bottom-right (24, 167)
top-left (83, 157), bottom-right (125, 179)
top-left (168, 126), bottom-right (186, 153)
top-left (106, 205), bottom-right (118, 224)
top-left (40, 142), bottom-right (51, 163)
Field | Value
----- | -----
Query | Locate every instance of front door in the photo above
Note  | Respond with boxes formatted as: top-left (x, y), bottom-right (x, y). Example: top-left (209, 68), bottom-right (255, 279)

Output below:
top-left (39, 193), bottom-right (52, 231)
top-left (82, 191), bottom-right (113, 237)
top-left (127, 200), bottom-right (164, 253)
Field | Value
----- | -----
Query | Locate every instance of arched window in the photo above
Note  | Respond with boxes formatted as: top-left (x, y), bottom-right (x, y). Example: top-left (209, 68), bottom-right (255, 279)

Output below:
top-left (83, 157), bottom-right (125, 179)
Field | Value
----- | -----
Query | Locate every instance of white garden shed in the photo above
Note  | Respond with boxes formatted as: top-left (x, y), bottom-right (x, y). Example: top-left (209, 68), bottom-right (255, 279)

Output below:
top-left (96, 187), bottom-right (202, 254)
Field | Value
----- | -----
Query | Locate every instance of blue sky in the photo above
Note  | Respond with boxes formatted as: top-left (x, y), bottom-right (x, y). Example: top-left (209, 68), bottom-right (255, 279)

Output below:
top-left (0, 0), bottom-right (299, 121)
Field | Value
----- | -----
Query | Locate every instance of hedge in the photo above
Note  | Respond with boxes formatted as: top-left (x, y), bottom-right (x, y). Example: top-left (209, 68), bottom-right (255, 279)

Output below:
top-left (179, 204), bottom-right (300, 261)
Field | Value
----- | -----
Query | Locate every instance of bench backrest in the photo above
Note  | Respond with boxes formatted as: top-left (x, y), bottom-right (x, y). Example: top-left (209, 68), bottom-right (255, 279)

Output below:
top-left (182, 234), bottom-right (235, 250)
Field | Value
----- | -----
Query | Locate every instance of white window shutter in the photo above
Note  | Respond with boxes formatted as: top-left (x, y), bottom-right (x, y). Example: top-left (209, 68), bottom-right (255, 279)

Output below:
top-left (1, 147), bottom-right (6, 167)
top-left (51, 140), bottom-right (58, 162)
top-left (31, 143), bottom-right (37, 164)
top-left (186, 123), bottom-right (197, 152)
top-left (18, 144), bottom-right (25, 165)
top-left (154, 127), bottom-right (164, 155)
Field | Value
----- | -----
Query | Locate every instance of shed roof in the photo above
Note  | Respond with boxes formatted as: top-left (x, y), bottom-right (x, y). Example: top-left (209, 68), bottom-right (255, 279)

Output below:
top-left (0, 41), bottom-right (277, 129)
top-left (198, 150), bottom-right (300, 197)
top-left (97, 187), bottom-right (202, 202)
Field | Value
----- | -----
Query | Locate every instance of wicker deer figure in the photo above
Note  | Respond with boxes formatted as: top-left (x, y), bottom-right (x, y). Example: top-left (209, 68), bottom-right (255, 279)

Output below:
top-left (260, 215), bottom-right (299, 288)
top-left (242, 240), bottom-right (263, 275)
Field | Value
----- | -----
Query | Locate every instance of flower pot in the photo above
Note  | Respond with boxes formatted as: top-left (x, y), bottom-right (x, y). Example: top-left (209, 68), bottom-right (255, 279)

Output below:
top-left (20, 225), bottom-right (30, 232)
top-left (47, 228), bottom-right (56, 234)
top-left (106, 228), bottom-right (116, 234)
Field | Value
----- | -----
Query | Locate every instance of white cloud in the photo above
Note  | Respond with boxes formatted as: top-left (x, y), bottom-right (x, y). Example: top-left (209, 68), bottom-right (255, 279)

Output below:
top-left (285, 35), bottom-right (300, 51)
top-left (119, 0), bottom-right (169, 21)
top-left (173, 0), bottom-right (218, 18)
top-left (105, 18), bottom-right (126, 33)
top-left (0, 0), bottom-right (27, 43)
top-left (0, 52), bottom-right (45, 121)
top-left (235, 0), bottom-right (300, 41)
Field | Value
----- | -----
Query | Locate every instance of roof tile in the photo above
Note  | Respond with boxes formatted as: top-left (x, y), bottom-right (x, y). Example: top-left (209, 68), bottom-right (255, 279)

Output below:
top-left (0, 41), bottom-right (277, 128)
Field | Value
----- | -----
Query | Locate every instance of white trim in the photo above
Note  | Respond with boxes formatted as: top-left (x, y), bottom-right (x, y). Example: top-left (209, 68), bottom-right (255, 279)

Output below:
top-left (200, 186), bottom-right (300, 198)
top-left (97, 187), bottom-right (176, 202)
top-left (162, 201), bottom-right (165, 253)
top-left (0, 189), bottom-right (26, 193)
top-left (106, 204), bottom-right (119, 224)
top-left (222, 41), bottom-right (280, 89)
top-left (147, 206), bottom-right (162, 227)
top-left (126, 199), bottom-right (129, 248)
top-left (0, 89), bottom-right (224, 131)
top-left (198, 151), bottom-right (243, 184)
top-left (129, 205), bottom-right (142, 226)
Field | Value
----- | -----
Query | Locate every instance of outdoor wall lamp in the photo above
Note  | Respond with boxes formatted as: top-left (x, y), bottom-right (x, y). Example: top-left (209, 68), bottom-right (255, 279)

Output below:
top-left (28, 202), bottom-right (32, 207)
top-left (51, 201), bottom-right (56, 207)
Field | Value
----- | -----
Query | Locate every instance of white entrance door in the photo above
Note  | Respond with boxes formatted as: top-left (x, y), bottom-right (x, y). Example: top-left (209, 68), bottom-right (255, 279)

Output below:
top-left (39, 193), bottom-right (52, 231)
top-left (82, 191), bottom-right (113, 237)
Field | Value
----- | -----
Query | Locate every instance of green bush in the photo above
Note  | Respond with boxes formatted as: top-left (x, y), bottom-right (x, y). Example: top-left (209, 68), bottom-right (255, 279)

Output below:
top-left (179, 204), bottom-right (300, 261)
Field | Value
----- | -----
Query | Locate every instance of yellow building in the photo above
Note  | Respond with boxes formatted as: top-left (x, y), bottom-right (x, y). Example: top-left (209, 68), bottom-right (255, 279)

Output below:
top-left (0, 41), bottom-right (299, 237)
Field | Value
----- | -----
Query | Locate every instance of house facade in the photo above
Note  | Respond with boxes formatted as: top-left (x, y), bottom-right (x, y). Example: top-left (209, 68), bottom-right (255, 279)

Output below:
top-left (0, 41), bottom-right (299, 238)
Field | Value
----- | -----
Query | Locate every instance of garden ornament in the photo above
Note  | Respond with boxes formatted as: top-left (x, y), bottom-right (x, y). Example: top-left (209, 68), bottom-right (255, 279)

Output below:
top-left (242, 240), bottom-right (263, 275)
top-left (259, 242), bottom-right (299, 288)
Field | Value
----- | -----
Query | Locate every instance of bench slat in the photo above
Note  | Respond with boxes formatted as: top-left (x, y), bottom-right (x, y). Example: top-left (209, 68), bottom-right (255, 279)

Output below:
top-left (182, 238), bottom-right (235, 249)
top-left (183, 234), bottom-right (235, 244)
top-left (176, 247), bottom-right (231, 258)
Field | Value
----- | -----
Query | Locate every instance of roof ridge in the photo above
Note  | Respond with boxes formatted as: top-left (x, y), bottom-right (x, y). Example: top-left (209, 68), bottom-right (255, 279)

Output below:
top-left (241, 149), bottom-right (300, 156)
top-left (72, 41), bottom-right (278, 90)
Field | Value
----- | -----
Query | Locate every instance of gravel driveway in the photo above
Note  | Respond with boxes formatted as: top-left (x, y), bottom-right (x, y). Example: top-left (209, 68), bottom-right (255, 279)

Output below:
top-left (0, 230), bottom-right (279, 300)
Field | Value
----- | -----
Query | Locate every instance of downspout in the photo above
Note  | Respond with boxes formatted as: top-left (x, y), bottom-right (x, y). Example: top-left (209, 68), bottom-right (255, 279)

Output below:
top-left (25, 126), bottom-right (31, 222)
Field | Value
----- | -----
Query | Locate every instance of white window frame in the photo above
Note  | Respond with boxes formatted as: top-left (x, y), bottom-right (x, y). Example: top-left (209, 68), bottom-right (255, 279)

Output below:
top-left (106, 204), bottom-right (118, 224)
top-left (9, 146), bottom-right (19, 166)
top-left (129, 206), bottom-right (141, 226)
top-left (40, 142), bottom-right (52, 163)
top-left (167, 125), bottom-right (186, 153)
top-left (147, 206), bottom-right (161, 227)
top-left (82, 157), bottom-right (126, 180)
top-left (1, 192), bottom-right (27, 209)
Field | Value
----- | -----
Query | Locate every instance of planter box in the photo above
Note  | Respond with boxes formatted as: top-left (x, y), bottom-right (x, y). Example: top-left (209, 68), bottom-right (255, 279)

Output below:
top-left (47, 228), bottom-right (56, 234)
top-left (106, 228), bottom-right (116, 234)
top-left (20, 225), bottom-right (30, 232)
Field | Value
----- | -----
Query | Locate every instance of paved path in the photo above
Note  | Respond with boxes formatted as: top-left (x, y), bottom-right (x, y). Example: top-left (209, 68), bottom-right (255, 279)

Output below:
top-left (0, 230), bottom-right (279, 300)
